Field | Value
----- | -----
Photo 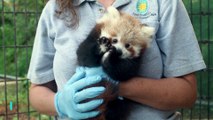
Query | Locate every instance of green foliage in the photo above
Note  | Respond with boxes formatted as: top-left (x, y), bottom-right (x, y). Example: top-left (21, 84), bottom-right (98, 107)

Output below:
top-left (182, 0), bottom-right (213, 118)
top-left (183, 0), bottom-right (213, 96)
top-left (0, 0), bottom-right (45, 77)
top-left (0, 81), bottom-right (53, 120)
top-left (0, 1), bottom-right (48, 119)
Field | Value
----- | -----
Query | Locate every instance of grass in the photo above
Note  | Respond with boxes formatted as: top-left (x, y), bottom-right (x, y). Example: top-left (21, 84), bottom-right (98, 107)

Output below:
top-left (0, 80), bottom-right (54, 120)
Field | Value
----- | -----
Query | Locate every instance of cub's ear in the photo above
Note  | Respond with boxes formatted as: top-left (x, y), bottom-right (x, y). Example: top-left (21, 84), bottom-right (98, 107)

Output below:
top-left (97, 7), bottom-right (120, 23)
top-left (106, 6), bottom-right (120, 18)
top-left (140, 25), bottom-right (155, 47)
top-left (141, 25), bottom-right (155, 38)
top-left (141, 25), bottom-right (155, 37)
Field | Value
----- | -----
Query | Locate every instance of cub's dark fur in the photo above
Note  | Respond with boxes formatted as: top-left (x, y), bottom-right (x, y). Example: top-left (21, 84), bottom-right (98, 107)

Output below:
top-left (77, 7), bottom-right (154, 120)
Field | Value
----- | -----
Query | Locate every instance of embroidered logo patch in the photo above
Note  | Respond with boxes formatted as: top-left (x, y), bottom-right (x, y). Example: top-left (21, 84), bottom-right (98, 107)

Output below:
top-left (136, 0), bottom-right (148, 15)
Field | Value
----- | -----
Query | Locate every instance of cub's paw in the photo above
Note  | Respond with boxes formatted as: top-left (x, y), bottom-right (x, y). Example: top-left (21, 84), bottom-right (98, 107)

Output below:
top-left (97, 37), bottom-right (111, 53)
top-left (109, 46), bottom-right (122, 57)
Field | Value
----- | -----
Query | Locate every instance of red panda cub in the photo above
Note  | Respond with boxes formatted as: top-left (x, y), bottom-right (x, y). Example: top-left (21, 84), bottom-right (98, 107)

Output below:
top-left (77, 7), bottom-right (154, 120)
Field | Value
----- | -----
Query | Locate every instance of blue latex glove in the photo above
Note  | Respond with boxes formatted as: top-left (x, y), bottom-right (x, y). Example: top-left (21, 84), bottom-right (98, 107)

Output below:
top-left (83, 66), bottom-right (108, 77)
top-left (78, 66), bottom-right (119, 86)
top-left (54, 67), bottom-right (106, 119)
top-left (78, 66), bottom-right (120, 99)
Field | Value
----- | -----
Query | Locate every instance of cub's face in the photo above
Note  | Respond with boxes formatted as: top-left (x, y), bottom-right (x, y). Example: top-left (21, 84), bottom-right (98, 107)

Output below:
top-left (97, 19), bottom-right (154, 59)
top-left (99, 31), bottom-right (144, 59)
top-left (96, 7), bottom-right (155, 59)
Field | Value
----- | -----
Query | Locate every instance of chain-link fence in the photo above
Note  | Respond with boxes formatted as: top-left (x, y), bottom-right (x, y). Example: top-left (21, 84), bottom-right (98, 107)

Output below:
top-left (182, 0), bottom-right (213, 119)
top-left (0, 0), bottom-right (53, 119)
top-left (0, 0), bottom-right (212, 120)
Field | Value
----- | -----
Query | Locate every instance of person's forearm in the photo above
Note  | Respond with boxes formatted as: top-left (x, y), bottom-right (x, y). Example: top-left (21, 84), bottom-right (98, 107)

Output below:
top-left (29, 84), bottom-right (57, 116)
top-left (119, 73), bottom-right (197, 110)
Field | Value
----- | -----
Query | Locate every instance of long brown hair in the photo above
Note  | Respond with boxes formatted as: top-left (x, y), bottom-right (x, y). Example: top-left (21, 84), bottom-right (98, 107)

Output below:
top-left (55, 0), bottom-right (79, 28)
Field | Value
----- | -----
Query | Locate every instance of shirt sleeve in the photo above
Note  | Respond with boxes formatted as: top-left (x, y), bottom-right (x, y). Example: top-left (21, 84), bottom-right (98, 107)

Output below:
top-left (27, 0), bottom-right (56, 84)
top-left (156, 0), bottom-right (206, 77)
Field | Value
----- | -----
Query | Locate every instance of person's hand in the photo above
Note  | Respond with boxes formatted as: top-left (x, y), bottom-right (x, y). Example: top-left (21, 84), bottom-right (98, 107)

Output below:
top-left (78, 66), bottom-right (119, 99)
top-left (76, 66), bottom-right (120, 119)
top-left (80, 66), bottom-right (119, 87)
top-left (82, 66), bottom-right (108, 77)
top-left (54, 68), bottom-right (106, 119)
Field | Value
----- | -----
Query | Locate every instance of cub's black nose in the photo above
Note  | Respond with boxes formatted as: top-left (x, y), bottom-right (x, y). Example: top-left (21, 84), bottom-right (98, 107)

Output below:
top-left (116, 49), bottom-right (122, 56)
top-left (110, 47), bottom-right (122, 57)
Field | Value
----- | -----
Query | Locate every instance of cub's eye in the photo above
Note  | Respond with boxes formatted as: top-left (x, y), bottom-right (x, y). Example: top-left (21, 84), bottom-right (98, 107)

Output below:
top-left (125, 43), bottom-right (131, 49)
top-left (112, 39), bottom-right (118, 44)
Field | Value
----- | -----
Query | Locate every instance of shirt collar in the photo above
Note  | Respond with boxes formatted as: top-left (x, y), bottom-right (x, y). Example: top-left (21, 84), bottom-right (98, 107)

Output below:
top-left (73, 0), bottom-right (131, 7)
top-left (73, 0), bottom-right (95, 6)
top-left (113, 0), bottom-right (131, 8)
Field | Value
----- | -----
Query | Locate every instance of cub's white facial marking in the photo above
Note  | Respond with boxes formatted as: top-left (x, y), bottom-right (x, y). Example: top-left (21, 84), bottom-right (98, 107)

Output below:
top-left (112, 40), bottom-right (131, 59)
